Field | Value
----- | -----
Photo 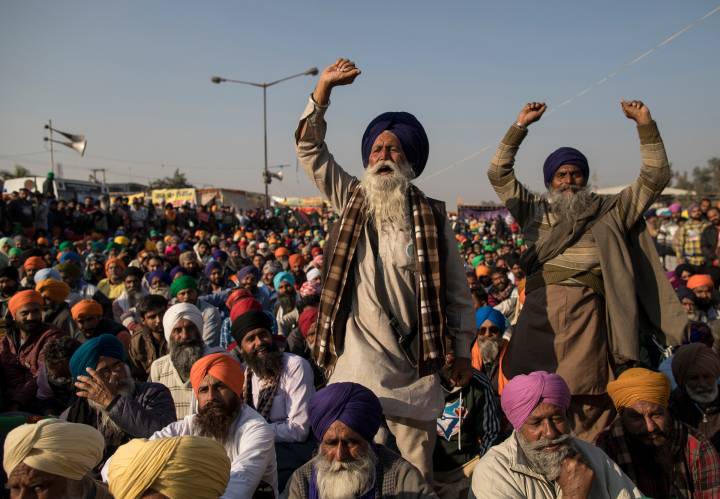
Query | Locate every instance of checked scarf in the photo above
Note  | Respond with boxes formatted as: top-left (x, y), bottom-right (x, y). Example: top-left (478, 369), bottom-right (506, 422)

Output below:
top-left (315, 181), bottom-right (446, 377)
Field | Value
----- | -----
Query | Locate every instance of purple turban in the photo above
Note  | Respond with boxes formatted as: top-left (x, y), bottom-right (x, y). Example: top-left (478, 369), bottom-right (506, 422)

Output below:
top-left (204, 261), bottom-right (222, 277)
top-left (361, 112), bottom-right (429, 177)
top-left (542, 147), bottom-right (589, 188)
top-left (238, 265), bottom-right (260, 282)
top-left (501, 371), bottom-right (571, 430)
top-left (212, 249), bottom-right (228, 261)
top-left (147, 270), bottom-right (171, 286)
top-left (309, 382), bottom-right (384, 443)
top-left (169, 266), bottom-right (185, 281)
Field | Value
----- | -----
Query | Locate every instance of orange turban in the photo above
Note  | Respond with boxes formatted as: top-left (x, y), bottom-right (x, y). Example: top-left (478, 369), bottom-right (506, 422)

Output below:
top-left (475, 264), bottom-right (491, 278)
top-left (105, 257), bottom-right (126, 276)
top-left (687, 274), bottom-right (714, 290)
top-left (289, 254), bottom-right (304, 268)
top-left (35, 279), bottom-right (70, 304)
top-left (23, 256), bottom-right (47, 271)
top-left (71, 299), bottom-right (104, 320)
top-left (189, 353), bottom-right (244, 398)
top-left (607, 367), bottom-right (670, 409)
top-left (275, 247), bottom-right (289, 258)
top-left (8, 290), bottom-right (44, 319)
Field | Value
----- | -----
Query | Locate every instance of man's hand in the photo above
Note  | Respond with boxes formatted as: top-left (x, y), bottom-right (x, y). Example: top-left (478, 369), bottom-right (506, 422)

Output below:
top-left (621, 99), bottom-right (652, 125)
top-left (516, 102), bottom-right (547, 127)
top-left (313, 58), bottom-right (361, 105)
top-left (557, 453), bottom-right (595, 499)
top-left (446, 356), bottom-right (472, 387)
top-left (75, 367), bottom-right (117, 409)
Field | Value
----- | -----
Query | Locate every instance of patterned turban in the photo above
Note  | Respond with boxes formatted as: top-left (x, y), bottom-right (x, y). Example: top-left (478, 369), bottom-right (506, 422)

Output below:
top-left (189, 353), bottom-right (244, 398)
top-left (501, 371), bottom-right (571, 430)
top-left (309, 382), bottom-right (384, 442)
top-left (8, 290), bottom-right (43, 319)
top-left (361, 112), bottom-right (430, 177)
top-left (672, 343), bottom-right (720, 388)
top-left (607, 367), bottom-right (670, 409)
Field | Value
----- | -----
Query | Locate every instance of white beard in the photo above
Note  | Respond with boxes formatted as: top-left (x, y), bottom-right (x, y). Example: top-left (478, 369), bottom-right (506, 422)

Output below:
top-left (687, 383), bottom-right (719, 404)
top-left (312, 445), bottom-right (377, 499)
top-left (517, 432), bottom-right (574, 481)
top-left (545, 185), bottom-right (594, 222)
top-left (360, 159), bottom-right (414, 230)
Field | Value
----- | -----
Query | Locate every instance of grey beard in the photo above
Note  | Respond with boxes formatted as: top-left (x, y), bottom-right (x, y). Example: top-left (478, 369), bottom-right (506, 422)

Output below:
top-left (517, 433), bottom-right (574, 481)
top-left (479, 336), bottom-right (502, 365)
top-left (88, 374), bottom-right (135, 446)
top-left (360, 160), bottom-right (413, 230)
top-left (312, 444), bottom-right (377, 499)
top-left (545, 186), bottom-right (594, 222)
top-left (170, 339), bottom-right (204, 381)
top-left (687, 384), bottom-right (719, 404)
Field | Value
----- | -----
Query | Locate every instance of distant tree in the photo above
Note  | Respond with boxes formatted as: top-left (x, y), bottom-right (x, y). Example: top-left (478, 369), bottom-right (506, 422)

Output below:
top-left (673, 157), bottom-right (720, 196)
top-left (0, 164), bottom-right (32, 180)
top-left (148, 168), bottom-right (193, 189)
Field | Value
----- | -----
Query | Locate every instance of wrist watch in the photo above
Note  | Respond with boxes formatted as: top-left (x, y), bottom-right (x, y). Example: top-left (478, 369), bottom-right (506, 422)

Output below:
top-left (515, 121), bottom-right (526, 129)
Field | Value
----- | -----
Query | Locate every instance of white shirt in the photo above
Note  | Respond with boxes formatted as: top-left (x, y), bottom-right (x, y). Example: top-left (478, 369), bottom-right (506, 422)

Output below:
top-left (249, 352), bottom-right (315, 443)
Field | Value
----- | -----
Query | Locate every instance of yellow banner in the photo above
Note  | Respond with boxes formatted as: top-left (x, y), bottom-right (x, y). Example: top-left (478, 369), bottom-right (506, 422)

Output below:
top-left (151, 188), bottom-right (196, 207)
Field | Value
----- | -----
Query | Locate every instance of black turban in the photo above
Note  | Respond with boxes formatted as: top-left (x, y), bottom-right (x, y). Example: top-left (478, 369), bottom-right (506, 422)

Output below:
top-left (361, 112), bottom-right (429, 177)
top-left (231, 310), bottom-right (273, 342)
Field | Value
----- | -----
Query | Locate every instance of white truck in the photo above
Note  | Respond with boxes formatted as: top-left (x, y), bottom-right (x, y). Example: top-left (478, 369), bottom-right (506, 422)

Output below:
top-left (3, 176), bottom-right (109, 201)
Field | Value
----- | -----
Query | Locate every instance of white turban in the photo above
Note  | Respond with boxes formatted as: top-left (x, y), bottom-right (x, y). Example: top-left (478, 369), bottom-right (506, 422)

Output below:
top-left (306, 267), bottom-right (322, 283)
top-left (162, 302), bottom-right (204, 342)
top-left (3, 419), bottom-right (104, 480)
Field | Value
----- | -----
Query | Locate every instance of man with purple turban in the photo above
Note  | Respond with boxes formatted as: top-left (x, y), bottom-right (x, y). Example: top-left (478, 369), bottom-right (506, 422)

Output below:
top-left (285, 382), bottom-right (437, 498)
top-left (471, 371), bottom-right (639, 498)
top-left (295, 58), bottom-right (474, 480)
top-left (487, 100), bottom-right (686, 441)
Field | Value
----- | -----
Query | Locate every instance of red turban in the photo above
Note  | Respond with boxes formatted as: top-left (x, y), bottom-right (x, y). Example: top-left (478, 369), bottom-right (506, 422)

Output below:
top-left (288, 254), bottom-right (304, 268)
top-left (298, 307), bottom-right (318, 338)
top-left (8, 290), bottom-right (44, 319)
top-left (71, 299), bottom-right (104, 320)
top-left (23, 256), bottom-right (47, 271)
top-left (224, 288), bottom-right (253, 311)
top-left (229, 297), bottom-right (263, 323)
top-left (189, 353), bottom-right (244, 398)
top-left (687, 274), bottom-right (714, 290)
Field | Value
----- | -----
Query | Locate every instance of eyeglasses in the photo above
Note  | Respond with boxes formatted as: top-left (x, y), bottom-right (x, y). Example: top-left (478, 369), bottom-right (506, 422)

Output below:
top-left (94, 361), bottom-right (125, 379)
top-left (478, 326), bottom-right (500, 336)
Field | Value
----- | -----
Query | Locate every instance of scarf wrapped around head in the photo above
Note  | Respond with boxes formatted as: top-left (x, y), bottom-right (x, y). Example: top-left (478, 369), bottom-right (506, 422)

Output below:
top-left (672, 343), bottom-right (720, 388)
top-left (542, 147), bottom-right (589, 187)
top-left (501, 371), bottom-right (571, 430)
top-left (189, 353), bottom-right (244, 397)
top-left (170, 275), bottom-right (197, 298)
top-left (69, 334), bottom-right (125, 380)
top-left (309, 382), bottom-right (383, 442)
top-left (108, 436), bottom-right (230, 499)
top-left (273, 271), bottom-right (295, 290)
top-left (23, 256), bottom-right (47, 271)
top-left (607, 367), bottom-right (670, 409)
top-left (162, 303), bottom-right (203, 342)
top-left (36, 278), bottom-right (71, 304)
top-left (8, 290), bottom-right (44, 319)
top-left (361, 112), bottom-right (430, 177)
top-left (3, 419), bottom-right (104, 480)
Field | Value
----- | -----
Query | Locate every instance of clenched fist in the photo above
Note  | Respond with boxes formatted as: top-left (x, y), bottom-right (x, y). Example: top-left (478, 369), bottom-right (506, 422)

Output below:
top-left (313, 58), bottom-right (361, 105)
top-left (516, 102), bottom-right (547, 128)
top-left (621, 99), bottom-right (652, 125)
top-left (557, 453), bottom-right (595, 499)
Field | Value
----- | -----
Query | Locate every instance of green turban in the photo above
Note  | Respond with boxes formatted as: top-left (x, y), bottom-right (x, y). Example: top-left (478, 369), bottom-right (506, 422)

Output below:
top-left (170, 275), bottom-right (197, 298)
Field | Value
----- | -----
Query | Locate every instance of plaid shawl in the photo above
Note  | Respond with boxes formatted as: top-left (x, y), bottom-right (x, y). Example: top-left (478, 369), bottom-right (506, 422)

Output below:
top-left (315, 182), bottom-right (445, 377)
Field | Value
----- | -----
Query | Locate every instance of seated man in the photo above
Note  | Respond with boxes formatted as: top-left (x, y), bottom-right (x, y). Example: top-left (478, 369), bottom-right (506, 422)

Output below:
top-left (273, 271), bottom-right (300, 337)
top-left (150, 302), bottom-right (219, 418)
top-left (35, 278), bottom-right (73, 334)
top-left (70, 298), bottom-right (130, 348)
top-left (36, 335), bottom-right (80, 415)
top-left (63, 334), bottom-right (176, 465)
top-left (238, 265), bottom-right (274, 312)
top-left (598, 367), bottom-right (720, 497)
top-left (286, 382), bottom-right (437, 498)
top-left (3, 419), bottom-right (110, 499)
top-left (108, 436), bottom-right (230, 499)
top-left (232, 309), bottom-right (316, 491)
top-left (471, 306), bottom-right (507, 393)
top-left (148, 353), bottom-right (278, 497)
top-left (471, 371), bottom-right (639, 499)
top-left (111, 266), bottom-right (147, 325)
top-left (0, 290), bottom-right (65, 411)
top-left (129, 294), bottom-right (169, 381)
top-left (170, 275), bottom-right (221, 348)
top-left (0, 265), bottom-right (20, 319)
top-left (669, 343), bottom-right (720, 449)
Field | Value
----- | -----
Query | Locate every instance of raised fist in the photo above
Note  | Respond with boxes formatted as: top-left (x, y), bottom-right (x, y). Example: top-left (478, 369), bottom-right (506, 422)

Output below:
top-left (621, 100), bottom-right (652, 125)
top-left (516, 102), bottom-right (547, 127)
top-left (318, 58), bottom-right (361, 89)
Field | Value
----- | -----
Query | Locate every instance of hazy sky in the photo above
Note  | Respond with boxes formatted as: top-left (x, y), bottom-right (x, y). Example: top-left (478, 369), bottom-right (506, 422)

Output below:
top-left (1, 1), bottom-right (718, 208)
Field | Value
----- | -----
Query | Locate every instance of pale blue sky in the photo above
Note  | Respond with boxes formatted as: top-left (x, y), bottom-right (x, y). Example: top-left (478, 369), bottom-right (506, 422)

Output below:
top-left (1, 1), bottom-right (718, 207)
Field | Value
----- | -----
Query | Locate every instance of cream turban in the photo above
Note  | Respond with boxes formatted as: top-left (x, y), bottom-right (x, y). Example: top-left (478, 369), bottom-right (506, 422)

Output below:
top-left (162, 302), bottom-right (204, 342)
top-left (3, 419), bottom-right (104, 480)
top-left (108, 436), bottom-right (230, 499)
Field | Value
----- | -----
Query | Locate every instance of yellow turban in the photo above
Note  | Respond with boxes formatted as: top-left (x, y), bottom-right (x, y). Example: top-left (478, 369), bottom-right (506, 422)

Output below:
top-left (3, 419), bottom-right (104, 480)
top-left (607, 367), bottom-right (670, 410)
top-left (35, 278), bottom-right (71, 303)
top-left (108, 436), bottom-right (230, 499)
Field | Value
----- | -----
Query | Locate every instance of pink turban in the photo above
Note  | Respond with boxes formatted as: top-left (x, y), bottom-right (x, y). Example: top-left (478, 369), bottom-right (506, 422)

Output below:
top-left (501, 371), bottom-right (571, 430)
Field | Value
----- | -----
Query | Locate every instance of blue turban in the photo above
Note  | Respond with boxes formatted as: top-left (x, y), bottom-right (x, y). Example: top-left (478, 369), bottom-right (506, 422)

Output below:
top-left (147, 270), bottom-right (171, 286)
top-left (204, 261), bottom-right (222, 277)
top-left (361, 112), bottom-right (429, 177)
top-left (238, 265), bottom-right (260, 282)
top-left (542, 147), bottom-right (589, 188)
top-left (59, 251), bottom-right (82, 264)
top-left (273, 271), bottom-right (295, 290)
top-left (309, 382), bottom-right (384, 442)
top-left (69, 334), bottom-right (125, 380)
top-left (475, 306), bottom-right (507, 333)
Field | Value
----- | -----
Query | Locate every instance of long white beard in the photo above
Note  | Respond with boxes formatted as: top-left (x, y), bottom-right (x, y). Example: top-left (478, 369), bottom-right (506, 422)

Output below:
top-left (313, 446), bottom-right (377, 499)
top-left (478, 336), bottom-right (502, 365)
top-left (687, 383), bottom-right (719, 404)
top-left (360, 160), bottom-right (413, 230)
top-left (517, 433), bottom-right (574, 481)
top-left (545, 185), bottom-right (594, 222)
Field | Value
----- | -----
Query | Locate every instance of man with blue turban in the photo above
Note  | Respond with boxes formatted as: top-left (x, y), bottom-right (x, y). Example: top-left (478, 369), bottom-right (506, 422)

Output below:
top-left (487, 99), bottom-right (686, 441)
top-left (295, 59), bottom-right (475, 480)
top-left (285, 382), bottom-right (437, 498)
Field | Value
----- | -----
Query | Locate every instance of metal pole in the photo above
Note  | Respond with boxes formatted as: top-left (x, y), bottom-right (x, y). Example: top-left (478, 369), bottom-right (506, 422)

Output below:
top-left (48, 119), bottom-right (55, 175)
top-left (263, 85), bottom-right (269, 210)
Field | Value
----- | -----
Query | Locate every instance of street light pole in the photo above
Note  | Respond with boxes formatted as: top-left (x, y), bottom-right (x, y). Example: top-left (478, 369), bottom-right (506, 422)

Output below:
top-left (211, 67), bottom-right (318, 210)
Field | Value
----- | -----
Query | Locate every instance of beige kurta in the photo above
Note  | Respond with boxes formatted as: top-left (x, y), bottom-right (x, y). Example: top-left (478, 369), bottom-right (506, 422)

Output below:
top-left (295, 97), bottom-right (474, 420)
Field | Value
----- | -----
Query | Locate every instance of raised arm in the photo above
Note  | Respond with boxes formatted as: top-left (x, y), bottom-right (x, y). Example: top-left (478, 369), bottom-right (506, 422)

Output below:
top-left (487, 103), bottom-right (546, 226)
top-left (295, 59), bottom-right (362, 211)
top-left (613, 100), bottom-right (672, 231)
